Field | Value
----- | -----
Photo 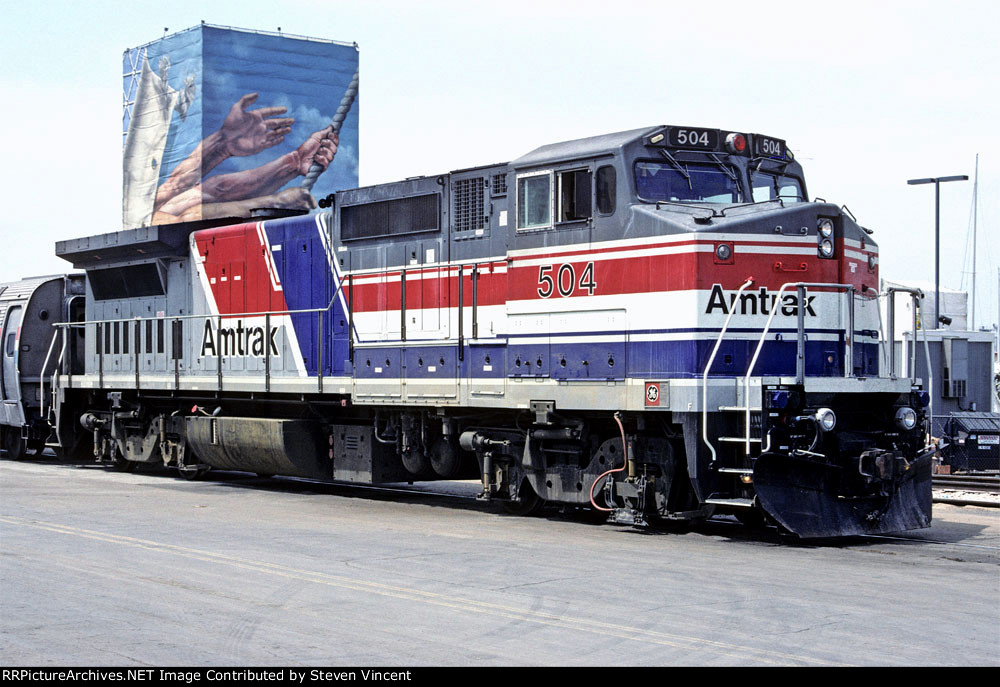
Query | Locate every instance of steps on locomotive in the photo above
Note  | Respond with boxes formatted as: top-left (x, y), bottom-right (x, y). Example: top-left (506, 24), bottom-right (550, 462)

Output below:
top-left (714, 402), bottom-right (764, 457)
top-left (707, 401), bottom-right (763, 508)
top-left (704, 497), bottom-right (754, 508)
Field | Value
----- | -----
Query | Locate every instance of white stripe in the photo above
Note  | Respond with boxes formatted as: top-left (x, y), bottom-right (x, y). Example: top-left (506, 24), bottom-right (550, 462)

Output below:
top-left (844, 249), bottom-right (874, 261)
top-left (844, 237), bottom-right (878, 252)
top-left (189, 233), bottom-right (220, 318)
top-left (506, 232), bottom-right (817, 258)
top-left (735, 245), bottom-right (817, 255)
top-left (257, 221), bottom-right (283, 292)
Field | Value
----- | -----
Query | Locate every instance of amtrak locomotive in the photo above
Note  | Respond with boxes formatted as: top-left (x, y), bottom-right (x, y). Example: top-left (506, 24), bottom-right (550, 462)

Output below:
top-left (9, 125), bottom-right (936, 538)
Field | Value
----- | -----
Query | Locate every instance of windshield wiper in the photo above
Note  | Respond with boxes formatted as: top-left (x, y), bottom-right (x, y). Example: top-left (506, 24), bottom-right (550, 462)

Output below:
top-left (657, 148), bottom-right (692, 190)
top-left (707, 152), bottom-right (739, 183)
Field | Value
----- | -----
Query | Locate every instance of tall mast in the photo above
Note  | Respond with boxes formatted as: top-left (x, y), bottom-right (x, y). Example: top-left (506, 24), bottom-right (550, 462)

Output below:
top-left (972, 154), bottom-right (978, 329)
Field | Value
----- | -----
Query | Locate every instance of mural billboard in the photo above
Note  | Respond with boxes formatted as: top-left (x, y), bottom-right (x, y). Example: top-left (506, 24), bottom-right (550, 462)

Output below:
top-left (122, 24), bottom-right (359, 229)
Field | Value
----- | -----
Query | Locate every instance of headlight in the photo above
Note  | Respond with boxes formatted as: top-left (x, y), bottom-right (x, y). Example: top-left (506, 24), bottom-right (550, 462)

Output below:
top-left (868, 254), bottom-right (877, 270)
top-left (815, 408), bottom-right (837, 432)
top-left (895, 407), bottom-right (918, 431)
top-left (715, 243), bottom-right (732, 261)
top-left (819, 239), bottom-right (834, 258)
top-left (817, 218), bottom-right (834, 237)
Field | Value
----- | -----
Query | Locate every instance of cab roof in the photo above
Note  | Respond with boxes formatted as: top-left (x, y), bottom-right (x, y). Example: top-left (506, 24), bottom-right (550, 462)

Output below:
top-left (511, 127), bottom-right (657, 169)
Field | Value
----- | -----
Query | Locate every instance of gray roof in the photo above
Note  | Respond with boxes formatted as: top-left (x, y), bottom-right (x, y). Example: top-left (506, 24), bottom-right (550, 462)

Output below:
top-left (0, 276), bottom-right (61, 303)
top-left (512, 127), bottom-right (656, 168)
top-left (0, 275), bottom-right (62, 331)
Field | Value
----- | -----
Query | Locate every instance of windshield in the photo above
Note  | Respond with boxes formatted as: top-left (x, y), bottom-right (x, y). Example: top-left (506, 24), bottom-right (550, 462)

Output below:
top-left (635, 161), bottom-right (743, 203)
top-left (751, 170), bottom-right (804, 203)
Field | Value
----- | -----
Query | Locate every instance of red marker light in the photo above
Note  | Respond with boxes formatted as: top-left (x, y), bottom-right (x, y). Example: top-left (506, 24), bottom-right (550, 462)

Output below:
top-left (725, 133), bottom-right (747, 153)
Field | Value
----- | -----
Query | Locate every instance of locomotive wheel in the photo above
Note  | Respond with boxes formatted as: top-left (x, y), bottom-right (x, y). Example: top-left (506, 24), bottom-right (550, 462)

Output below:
top-left (2, 427), bottom-right (27, 461)
top-left (502, 479), bottom-right (545, 517)
top-left (401, 448), bottom-right (431, 478)
top-left (429, 437), bottom-right (462, 479)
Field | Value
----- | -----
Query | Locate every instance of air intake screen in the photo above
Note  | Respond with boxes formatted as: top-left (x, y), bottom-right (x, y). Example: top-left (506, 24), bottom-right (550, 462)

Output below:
top-left (453, 178), bottom-right (486, 232)
top-left (341, 194), bottom-right (440, 240)
top-left (491, 173), bottom-right (508, 197)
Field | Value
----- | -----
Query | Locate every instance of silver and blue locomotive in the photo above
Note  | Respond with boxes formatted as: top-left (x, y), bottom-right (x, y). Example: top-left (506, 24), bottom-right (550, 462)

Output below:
top-left (26, 124), bottom-right (936, 537)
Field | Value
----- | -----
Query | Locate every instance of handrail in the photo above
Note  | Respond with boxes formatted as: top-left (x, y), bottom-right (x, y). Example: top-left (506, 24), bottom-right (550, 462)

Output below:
top-left (38, 329), bottom-right (59, 421)
top-left (922, 322), bottom-right (933, 442)
top-left (55, 301), bottom-right (338, 327)
top-left (886, 285), bottom-right (934, 441)
top-left (52, 271), bottom-right (352, 392)
top-left (702, 277), bottom-right (754, 467)
top-left (744, 281), bottom-right (855, 455)
top-left (53, 267), bottom-right (354, 329)
top-left (884, 285), bottom-right (923, 383)
top-left (46, 329), bottom-right (68, 429)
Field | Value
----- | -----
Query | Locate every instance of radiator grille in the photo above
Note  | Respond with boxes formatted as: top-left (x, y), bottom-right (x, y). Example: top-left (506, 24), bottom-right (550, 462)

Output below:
top-left (341, 194), bottom-right (439, 240)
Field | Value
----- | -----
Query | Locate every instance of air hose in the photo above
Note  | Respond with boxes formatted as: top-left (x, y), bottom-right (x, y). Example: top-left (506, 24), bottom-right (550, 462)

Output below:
top-left (589, 412), bottom-right (629, 512)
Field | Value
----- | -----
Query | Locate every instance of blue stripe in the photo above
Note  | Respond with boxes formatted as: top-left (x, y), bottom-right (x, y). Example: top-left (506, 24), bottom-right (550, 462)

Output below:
top-left (347, 340), bottom-right (881, 380)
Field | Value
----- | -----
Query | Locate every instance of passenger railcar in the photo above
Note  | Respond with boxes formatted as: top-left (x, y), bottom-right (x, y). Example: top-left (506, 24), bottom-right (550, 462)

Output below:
top-left (41, 125), bottom-right (935, 537)
top-left (0, 275), bottom-right (85, 459)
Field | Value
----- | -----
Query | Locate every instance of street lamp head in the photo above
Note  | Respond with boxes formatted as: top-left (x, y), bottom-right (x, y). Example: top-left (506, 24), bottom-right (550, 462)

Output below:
top-left (907, 175), bottom-right (969, 185)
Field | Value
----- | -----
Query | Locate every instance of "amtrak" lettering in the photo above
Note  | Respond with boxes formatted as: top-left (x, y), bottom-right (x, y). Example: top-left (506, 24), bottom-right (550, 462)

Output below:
top-left (705, 284), bottom-right (817, 317)
top-left (201, 319), bottom-right (279, 357)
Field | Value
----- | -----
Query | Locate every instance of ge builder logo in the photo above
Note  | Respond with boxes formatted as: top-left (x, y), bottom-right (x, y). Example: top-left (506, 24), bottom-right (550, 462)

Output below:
top-left (644, 382), bottom-right (660, 407)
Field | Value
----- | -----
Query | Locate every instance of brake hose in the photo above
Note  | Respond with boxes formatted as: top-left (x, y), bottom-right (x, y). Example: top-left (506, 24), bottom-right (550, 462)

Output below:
top-left (589, 412), bottom-right (629, 512)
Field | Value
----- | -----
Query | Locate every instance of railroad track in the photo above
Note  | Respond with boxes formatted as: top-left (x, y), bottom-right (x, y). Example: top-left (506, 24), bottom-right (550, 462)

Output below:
top-left (932, 474), bottom-right (1000, 493)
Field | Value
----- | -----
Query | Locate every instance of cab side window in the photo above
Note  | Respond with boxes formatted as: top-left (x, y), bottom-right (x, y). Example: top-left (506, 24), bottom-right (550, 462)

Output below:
top-left (558, 169), bottom-right (592, 222)
top-left (516, 171), bottom-right (553, 230)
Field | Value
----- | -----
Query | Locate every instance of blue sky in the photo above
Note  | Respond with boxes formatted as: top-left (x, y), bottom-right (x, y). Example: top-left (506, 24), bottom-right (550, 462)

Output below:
top-left (2, 0), bottom-right (999, 334)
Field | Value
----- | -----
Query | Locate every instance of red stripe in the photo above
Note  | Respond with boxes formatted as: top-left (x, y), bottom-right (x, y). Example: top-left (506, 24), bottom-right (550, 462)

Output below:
top-left (347, 250), bottom-right (877, 312)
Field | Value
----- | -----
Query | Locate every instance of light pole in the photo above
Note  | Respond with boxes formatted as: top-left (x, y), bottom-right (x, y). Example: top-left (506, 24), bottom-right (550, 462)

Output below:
top-left (907, 175), bottom-right (968, 328)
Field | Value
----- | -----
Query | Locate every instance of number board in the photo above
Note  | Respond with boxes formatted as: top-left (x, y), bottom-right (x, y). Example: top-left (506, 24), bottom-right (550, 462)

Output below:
top-left (668, 127), bottom-right (719, 149)
top-left (753, 135), bottom-right (786, 159)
